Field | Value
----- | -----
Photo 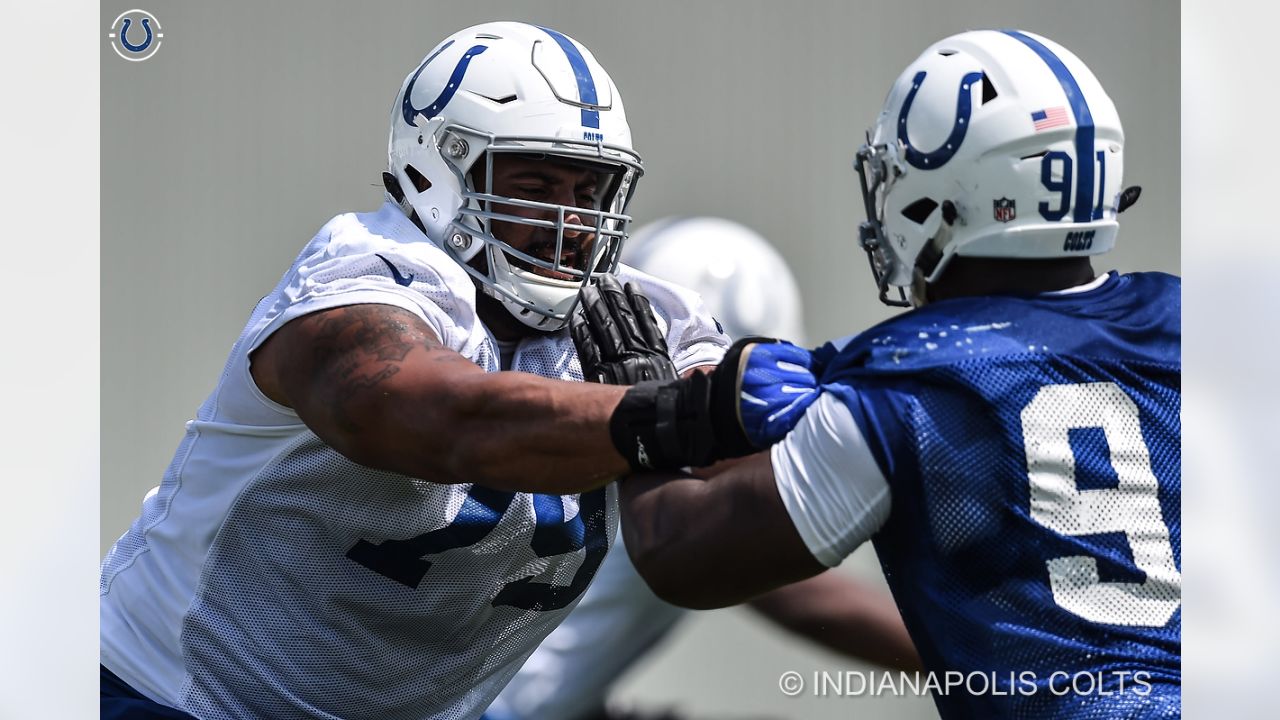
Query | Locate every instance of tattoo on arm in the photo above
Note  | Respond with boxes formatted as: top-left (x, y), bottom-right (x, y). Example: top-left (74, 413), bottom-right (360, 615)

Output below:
top-left (300, 304), bottom-right (467, 432)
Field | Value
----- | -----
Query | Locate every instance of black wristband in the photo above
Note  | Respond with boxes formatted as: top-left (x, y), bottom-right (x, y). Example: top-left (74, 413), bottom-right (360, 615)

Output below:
top-left (609, 374), bottom-right (716, 471)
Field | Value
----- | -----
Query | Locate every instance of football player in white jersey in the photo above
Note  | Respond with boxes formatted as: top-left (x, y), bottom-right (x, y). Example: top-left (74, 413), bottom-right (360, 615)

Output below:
top-left (100, 23), bottom-right (741, 720)
top-left (486, 218), bottom-right (918, 720)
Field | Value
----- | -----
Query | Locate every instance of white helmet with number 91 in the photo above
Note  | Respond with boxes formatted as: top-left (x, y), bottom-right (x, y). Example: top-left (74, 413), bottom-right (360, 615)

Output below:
top-left (386, 22), bottom-right (644, 329)
top-left (856, 29), bottom-right (1136, 306)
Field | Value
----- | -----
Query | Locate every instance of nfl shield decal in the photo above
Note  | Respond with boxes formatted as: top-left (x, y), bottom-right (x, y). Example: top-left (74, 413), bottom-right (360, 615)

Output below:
top-left (993, 197), bottom-right (1016, 223)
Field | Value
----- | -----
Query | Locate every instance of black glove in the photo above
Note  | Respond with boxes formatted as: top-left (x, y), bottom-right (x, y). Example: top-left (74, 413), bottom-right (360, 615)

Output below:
top-left (571, 275), bottom-right (761, 471)
top-left (571, 274), bottom-right (678, 384)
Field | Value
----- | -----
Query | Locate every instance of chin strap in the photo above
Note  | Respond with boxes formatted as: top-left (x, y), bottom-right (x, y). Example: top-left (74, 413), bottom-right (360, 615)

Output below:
top-left (910, 266), bottom-right (931, 308)
top-left (907, 199), bottom-right (967, 307)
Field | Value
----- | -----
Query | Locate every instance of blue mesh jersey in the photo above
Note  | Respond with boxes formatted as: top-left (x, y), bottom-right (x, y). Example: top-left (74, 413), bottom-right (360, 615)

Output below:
top-left (815, 272), bottom-right (1180, 719)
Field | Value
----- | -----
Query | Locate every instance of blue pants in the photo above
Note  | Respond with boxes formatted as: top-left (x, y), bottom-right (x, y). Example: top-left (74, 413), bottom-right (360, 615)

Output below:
top-left (101, 665), bottom-right (200, 719)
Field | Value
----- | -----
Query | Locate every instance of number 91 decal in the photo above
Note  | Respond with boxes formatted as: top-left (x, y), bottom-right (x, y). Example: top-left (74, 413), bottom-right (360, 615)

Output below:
top-left (1039, 150), bottom-right (1109, 223)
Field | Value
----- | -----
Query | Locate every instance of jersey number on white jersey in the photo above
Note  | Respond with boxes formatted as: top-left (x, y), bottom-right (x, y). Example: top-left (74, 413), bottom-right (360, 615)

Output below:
top-left (346, 485), bottom-right (608, 611)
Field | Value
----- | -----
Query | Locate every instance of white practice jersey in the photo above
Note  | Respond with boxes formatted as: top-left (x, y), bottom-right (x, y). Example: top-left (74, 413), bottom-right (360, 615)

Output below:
top-left (100, 202), bottom-right (728, 720)
top-left (484, 533), bottom-right (686, 720)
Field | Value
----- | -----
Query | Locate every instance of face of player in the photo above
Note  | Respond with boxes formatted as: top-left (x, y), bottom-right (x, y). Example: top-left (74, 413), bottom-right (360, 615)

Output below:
top-left (482, 154), bottom-right (611, 281)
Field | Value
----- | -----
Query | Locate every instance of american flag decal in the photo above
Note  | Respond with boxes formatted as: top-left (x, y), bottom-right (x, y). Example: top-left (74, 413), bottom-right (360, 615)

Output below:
top-left (1031, 106), bottom-right (1070, 131)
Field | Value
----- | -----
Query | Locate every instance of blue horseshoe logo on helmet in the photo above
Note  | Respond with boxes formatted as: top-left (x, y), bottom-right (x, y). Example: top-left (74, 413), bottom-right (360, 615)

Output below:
top-left (897, 70), bottom-right (984, 170)
top-left (119, 17), bottom-right (153, 53)
top-left (401, 41), bottom-right (489, 126)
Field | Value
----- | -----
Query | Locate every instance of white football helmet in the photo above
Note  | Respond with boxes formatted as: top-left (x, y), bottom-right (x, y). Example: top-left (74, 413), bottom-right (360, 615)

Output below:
top-left (623, 217), bottom-right (805, 344)
top-left (387, 22), bottom-right (644, 329)
top-left (856, 29), bottom-right (1127, 306)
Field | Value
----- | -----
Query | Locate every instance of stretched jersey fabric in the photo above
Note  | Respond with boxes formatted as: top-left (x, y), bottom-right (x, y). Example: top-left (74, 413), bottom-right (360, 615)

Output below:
top-left (100, 202), bottom-right (728, 720)
top-left (483, 532), bottom-right (685, 720)
top-left (780, 272), bottom-right (1180, 719)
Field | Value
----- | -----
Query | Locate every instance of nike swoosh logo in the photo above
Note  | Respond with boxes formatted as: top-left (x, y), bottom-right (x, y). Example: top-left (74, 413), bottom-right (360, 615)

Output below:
top-left (376, 254), bottom-right (415, 287)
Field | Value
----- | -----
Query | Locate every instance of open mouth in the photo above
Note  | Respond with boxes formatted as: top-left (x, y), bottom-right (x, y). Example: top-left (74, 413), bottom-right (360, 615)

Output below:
top-left (512, 237), bottom-right (587, 281)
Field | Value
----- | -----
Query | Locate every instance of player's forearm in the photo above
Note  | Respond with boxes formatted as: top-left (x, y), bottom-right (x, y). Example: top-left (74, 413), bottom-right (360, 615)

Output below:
top-left (426, 372), bottom-right (632, 492)
top-left (620, 473), bottom-right (727, 607)
top-left (344, 370), bottom-right (631, 493)
top-left (266, 303), bottom-right (634, 493)
top-left (748, 573), bottom-right (922, 672)
top-left (620, 455), bottom-right (826, 609)
top-left (820, 592), bottom-right (922, 673)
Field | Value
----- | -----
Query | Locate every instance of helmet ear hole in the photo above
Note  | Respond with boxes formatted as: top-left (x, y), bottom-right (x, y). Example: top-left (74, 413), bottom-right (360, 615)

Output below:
top-left (901, 198), bottom-right (939, 225)
top-left (382, 172), bottom-right (405, 204)
top-left (980, 72), bottom-right (999, 104)
top-left (405, 164), bottom-right (432, 193)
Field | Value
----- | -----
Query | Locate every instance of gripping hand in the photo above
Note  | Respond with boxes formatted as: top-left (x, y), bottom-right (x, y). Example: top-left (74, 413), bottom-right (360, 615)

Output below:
top-left (571, 277), bottom-right (819, 472)
top-left (571, 275), bottom-right (716, 471)
top-left (711, 337), bottom-right (820, 452)
top-left (571, 274), bottom-right (678, 385)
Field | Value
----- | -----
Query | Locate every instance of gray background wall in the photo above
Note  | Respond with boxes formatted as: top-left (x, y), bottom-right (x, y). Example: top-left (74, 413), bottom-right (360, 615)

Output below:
top-left (102, 2), bottom-right (1178, 718)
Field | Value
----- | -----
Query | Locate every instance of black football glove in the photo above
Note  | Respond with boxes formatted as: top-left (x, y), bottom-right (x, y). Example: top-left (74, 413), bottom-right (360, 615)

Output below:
top-left (571, 275), bottom-right (714, 470)
top-left (571, 274), bottom-right (678, 384)
top-left (572, 275), bottom-right (797, 472)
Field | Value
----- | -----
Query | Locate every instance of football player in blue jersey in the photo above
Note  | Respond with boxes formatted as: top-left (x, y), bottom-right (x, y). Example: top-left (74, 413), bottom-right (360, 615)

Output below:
top-left (571, 29), bottom-right (1180, 720)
